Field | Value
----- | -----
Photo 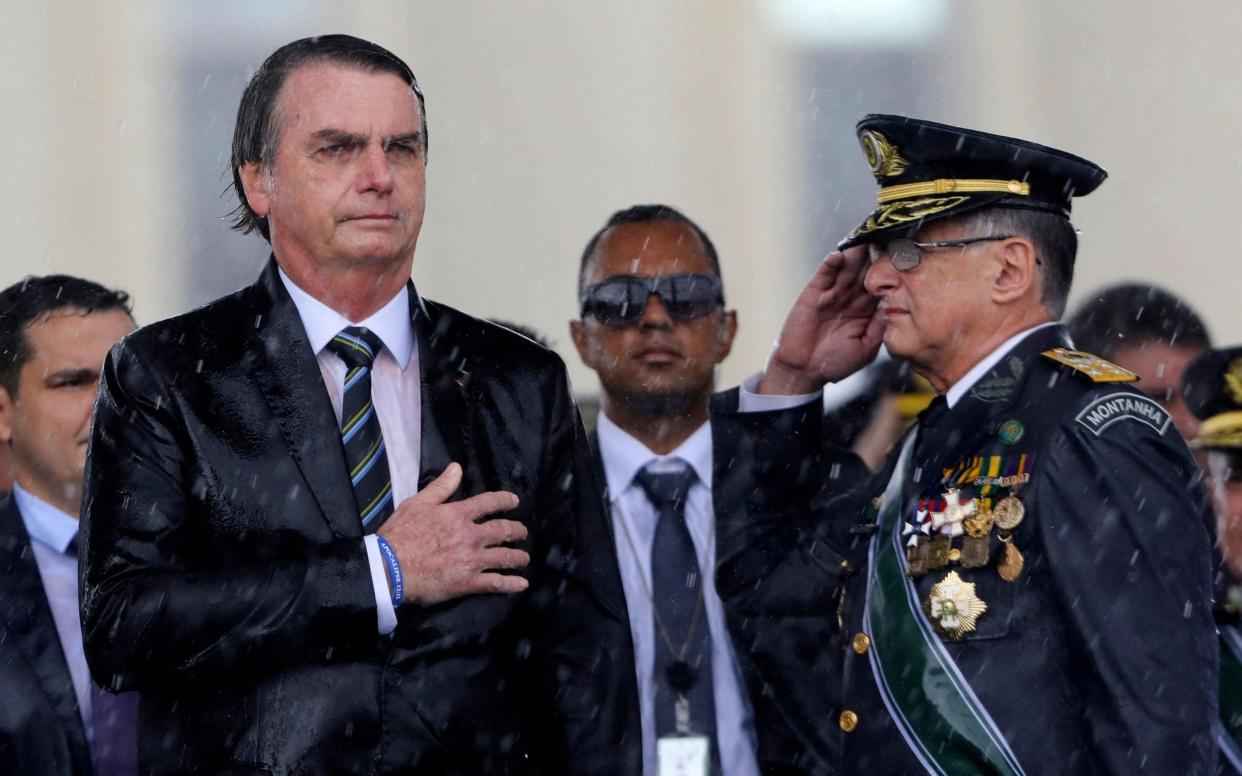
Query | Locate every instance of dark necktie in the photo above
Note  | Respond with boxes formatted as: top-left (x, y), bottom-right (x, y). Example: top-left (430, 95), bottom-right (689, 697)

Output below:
top-left (635, 465), bottom-right (719, 761)
top-left (327, 327), bottom-right (394, 531)
top-left (914, 394), bottom-right (949, 454)
top-left (67, 539), bottom-right (139, 775)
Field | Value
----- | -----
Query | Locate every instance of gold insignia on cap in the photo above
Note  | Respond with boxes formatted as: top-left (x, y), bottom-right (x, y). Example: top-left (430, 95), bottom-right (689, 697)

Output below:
top-left (1041, 348), bottom-right (1138, 383)
top-left (1226, 358), bottom-right (1242, 406)
top-left (1196, 411), bottom-right (1242, 449)
top-left (925, 570), bottom-right (987, 640)
top-left (859, 129), bottom-right (909, 178)
top-left (844, 196), bottom-right (971, 242)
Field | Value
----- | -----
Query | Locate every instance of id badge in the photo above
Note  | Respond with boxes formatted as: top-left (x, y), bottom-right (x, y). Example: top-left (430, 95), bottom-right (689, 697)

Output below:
top-left (657, 734), bottom-right (710, 776)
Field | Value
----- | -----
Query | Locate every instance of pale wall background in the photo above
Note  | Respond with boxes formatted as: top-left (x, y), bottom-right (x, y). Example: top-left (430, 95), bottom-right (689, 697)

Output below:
top-left (1, 1), bottom-right (1236, 396)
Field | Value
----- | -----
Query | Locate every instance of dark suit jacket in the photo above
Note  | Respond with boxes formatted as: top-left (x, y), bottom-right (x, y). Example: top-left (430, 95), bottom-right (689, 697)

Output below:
top-left (0, 496), bottom-right (94, 775)
top-left (715, 326), bottom-right (1219, 775)
top-left (80, 261), bottom-right (640, 775)
top-left (588, 391), bottom-right (870, 775)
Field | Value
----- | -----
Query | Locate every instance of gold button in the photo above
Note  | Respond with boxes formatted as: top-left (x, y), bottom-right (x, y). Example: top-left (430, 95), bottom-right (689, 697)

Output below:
top-left (852, 633), bottom-right (871, 655)
top-left (948, 548), bottom-right (962, 562)
top-left (839, 709), bottom-right (859, 732)
top-left (840, 559), bottom-right (851, 572)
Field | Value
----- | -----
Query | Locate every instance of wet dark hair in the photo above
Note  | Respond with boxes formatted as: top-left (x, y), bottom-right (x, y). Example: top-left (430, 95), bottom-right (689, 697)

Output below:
top-left (577, 204), bottom-right (723, 297)
top-left (229, 34), bottom-right (427, 241)
top-left (1067, 282), bottom-right (1211, 359)
top-left (954, 206), bottom-right (1078, 318)
top-left (0, 275), bottom-right (132, 398)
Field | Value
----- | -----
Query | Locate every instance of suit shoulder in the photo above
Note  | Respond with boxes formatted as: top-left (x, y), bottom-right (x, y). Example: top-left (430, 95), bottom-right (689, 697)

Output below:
top-left (116, 285), bottom-right (254, 360)
top-left (422, 298), bottom-right (565, 374)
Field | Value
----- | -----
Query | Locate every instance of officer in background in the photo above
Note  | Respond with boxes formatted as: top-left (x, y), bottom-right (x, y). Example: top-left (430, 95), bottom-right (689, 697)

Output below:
top-left (1183, 346), bottom-right (1242, 775)
top-left (1068, 282), bottom-right (1212, 442)
top-left (723, 115), bottom-right (1218, 773)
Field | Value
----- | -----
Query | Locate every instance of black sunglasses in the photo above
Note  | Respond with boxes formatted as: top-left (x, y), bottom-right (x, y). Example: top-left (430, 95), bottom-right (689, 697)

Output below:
top-left (580, 274), bottom-right (724, 326)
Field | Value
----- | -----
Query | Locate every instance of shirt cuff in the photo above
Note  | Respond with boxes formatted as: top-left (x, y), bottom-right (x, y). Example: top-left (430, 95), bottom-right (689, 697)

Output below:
top-left (736, 371), bottom-right (823, 413)
top-left (364, 535), bottom-right (398, 635)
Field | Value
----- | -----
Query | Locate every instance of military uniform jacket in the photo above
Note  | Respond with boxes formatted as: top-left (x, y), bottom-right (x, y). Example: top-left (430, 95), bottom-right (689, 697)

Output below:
top-left (720, 325), bottom-right (1218, 775)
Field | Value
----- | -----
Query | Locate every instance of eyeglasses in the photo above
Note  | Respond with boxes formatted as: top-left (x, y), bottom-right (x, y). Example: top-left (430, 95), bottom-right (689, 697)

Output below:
top-left (867, 234), bottom-right (1014, 272)
top-left (579, 274), bottom-right (724, 326)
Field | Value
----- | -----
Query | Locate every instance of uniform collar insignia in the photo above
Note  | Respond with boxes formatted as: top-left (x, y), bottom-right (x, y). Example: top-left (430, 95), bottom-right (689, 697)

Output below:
top-left (970, 356), bottom-right (1024, 403)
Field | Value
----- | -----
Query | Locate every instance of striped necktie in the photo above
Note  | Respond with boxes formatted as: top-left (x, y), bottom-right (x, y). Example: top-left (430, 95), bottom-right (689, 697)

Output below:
top-left (327, 326), bottom-right (394, 531)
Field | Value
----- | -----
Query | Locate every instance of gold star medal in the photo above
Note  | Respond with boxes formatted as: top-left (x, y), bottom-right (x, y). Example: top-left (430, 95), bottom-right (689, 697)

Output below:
top-left (925, 570), bottom-right (988, 640)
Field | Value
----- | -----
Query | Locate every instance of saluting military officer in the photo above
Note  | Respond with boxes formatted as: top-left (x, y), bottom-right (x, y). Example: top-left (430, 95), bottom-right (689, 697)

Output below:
top-left (1183, 347), bottom-right (1242, 775)
top-left (717, 115), bottom-right (1219, 774)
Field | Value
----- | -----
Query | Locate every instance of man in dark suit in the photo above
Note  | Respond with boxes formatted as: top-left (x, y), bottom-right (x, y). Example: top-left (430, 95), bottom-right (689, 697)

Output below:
top-left (570, 204), bottom-right (868, 774)
top-left (0, 275), bottom-right (137, 775)
top-left (81, 35), bottom-right (637, 775)
top-left (721, 115), bottom-right (1218, 773)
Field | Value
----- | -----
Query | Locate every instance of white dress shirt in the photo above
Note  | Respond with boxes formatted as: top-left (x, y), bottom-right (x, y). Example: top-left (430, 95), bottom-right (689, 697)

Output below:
top-left (596, 413), bottom-right (760, 776)
top-left (13, 484), bottom-right (92, 734)
top-left (279, 268), bottom-right (421, 635)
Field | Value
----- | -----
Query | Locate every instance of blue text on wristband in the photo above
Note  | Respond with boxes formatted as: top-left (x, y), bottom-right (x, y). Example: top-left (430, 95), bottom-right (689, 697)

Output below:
top-left (375, 536), bottom-right (404, 608)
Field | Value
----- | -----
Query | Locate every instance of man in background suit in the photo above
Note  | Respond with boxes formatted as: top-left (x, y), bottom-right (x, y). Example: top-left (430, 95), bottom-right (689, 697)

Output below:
top-left (81, 35), bottom-right (637, 774)
top-left (0, 275), bottom-right (136, 775)
top-left (570, 204), bottom-right (867, 774)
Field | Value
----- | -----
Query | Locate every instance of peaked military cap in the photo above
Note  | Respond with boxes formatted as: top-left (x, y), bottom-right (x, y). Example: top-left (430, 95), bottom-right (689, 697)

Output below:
top-left (839, 114), bottom-right (1108, 249)
top-left (1183, 346), bottom-right (1242, 449)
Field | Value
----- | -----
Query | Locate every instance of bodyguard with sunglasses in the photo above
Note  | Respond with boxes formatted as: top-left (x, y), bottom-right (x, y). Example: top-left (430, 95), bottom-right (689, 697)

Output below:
top-left (571, 205), bottom-right (868, 775)
top-left (718, 115), bottom-right (1218, 773)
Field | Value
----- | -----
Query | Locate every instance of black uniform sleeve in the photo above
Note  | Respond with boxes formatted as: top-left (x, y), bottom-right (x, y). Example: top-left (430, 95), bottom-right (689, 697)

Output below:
top-left (1036, 412), bottom-right (1218, 773)
top-left (79, 340), bottom-right (378, 691)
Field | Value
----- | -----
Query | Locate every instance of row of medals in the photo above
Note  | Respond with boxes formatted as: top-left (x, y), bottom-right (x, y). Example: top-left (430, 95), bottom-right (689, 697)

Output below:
top-left (906, 486), bottom-right (1025, 581)
top-left (905, 486), bottom-right (1026, 640)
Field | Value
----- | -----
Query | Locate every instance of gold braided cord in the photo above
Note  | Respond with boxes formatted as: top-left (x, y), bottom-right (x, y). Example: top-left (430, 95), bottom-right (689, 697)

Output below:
top-left (877, 179), bottom-right (1031, 204)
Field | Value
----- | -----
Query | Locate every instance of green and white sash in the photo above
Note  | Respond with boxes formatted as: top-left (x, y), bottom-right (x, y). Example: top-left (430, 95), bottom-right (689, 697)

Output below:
top-left (1219, 626), bottom-right (1242, 771)
top-left (861, 434), bottom-right (1027, 776)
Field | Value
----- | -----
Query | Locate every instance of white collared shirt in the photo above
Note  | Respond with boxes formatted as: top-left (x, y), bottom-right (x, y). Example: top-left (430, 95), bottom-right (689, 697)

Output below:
top-left (596, 413), bottom-right (760, 776)
top-left (13, 484), bottom-right (92, 732)
top-left (278, 268), bottom-right (421, 635)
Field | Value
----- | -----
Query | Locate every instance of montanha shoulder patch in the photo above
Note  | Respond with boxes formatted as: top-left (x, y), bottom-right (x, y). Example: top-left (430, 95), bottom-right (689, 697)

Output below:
top-left (1075, 393), bottom-right (1171, 437)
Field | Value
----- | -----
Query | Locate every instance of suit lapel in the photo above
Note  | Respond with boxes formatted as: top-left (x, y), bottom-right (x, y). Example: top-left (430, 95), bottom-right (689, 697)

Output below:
top-left (415, 298), bottom-right (474, 491)
top-left (247, 262), bottom-right (361, 539)
top-left (585, 428), bottom-right (616, 532)
top-left (0, 498), bottom-right (92, 767)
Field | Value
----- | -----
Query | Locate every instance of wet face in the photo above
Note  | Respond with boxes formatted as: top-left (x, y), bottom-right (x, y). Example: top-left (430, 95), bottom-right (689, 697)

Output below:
top-left (0, 308), bottom-right (135, 516)
top-left (571, 220), bottom-right (736, 417)
top-left (241, 64), bottom-right (427, 276)
top-left (863, 218), bottom-right (998, 374)
top-left (1110, 341), bottom-right (1203, 441)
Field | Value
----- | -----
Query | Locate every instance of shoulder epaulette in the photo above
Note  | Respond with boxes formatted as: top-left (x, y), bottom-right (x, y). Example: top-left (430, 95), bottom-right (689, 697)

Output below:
top-left (1041, 348), bottom-right (1138, 383)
